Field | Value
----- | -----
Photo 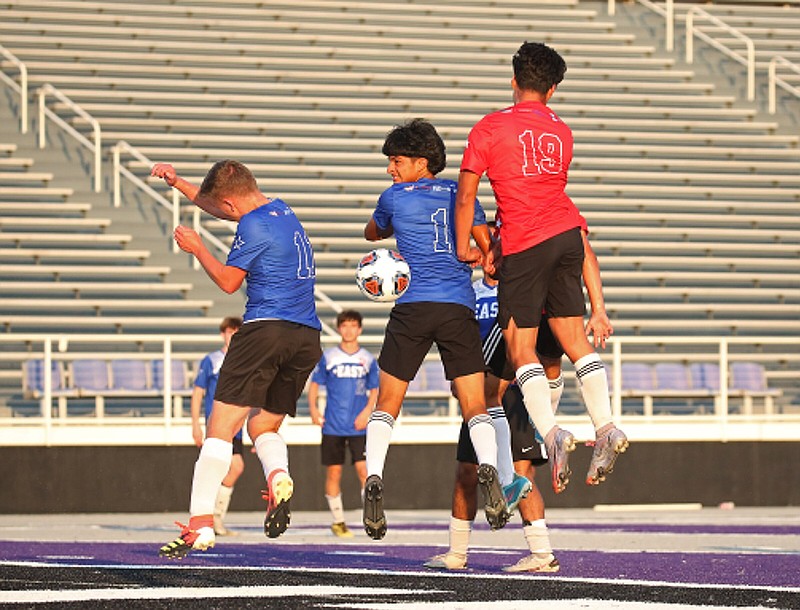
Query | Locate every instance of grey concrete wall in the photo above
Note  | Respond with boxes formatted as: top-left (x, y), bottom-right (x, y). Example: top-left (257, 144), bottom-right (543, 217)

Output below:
top-left (2, 441), bottom-right (799, 513)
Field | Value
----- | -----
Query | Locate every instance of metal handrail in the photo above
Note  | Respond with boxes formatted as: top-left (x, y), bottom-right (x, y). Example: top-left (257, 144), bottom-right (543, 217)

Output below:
top-left (768, 55), bottom-right (800, 115)
top-left (638, 0), bottom-right (674, 52)
top-left (37, 83), bottom-right (102, 191)
top-left (608, 0), bottom-right (674, 52)
top-left (111, 141), bottom-right (339, 338)
top-left (0, 44), bottom-right (28, 134)
top-left (686, 7), bottom-right (755, 102)
top-left (3, 332), bottom-right (796, 445)
top-left (111, 140), bottom-right (227, 257)
top-left (607, 0), bottom-right (675, 51)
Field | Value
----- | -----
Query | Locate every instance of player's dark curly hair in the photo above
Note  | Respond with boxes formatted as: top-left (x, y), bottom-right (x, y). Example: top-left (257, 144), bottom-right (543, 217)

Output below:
top-left (512, 41), bottom-right (567, 95)
top-left (382, 119), bottom-right (446, 175)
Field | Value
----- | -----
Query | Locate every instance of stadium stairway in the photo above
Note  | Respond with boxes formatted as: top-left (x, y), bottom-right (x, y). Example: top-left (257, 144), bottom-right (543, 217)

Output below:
top-left (0, 98), bottom-right (245, 414)
top-left (0, 0), bottom-right (797, 413)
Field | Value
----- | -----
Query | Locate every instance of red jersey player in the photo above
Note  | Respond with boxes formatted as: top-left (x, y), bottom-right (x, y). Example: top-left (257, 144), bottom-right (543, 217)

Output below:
top-left (454, 41), bottom-right (628, 495)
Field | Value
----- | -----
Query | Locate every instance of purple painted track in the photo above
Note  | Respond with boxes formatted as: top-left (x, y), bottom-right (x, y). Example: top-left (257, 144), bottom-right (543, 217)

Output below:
top-left (1, 539), bottom-right (798, 589)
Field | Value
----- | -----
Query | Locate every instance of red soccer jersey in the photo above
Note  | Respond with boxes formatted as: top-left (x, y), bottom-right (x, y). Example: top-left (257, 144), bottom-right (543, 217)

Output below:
top-left (461, 100), bottom-right (585, 256)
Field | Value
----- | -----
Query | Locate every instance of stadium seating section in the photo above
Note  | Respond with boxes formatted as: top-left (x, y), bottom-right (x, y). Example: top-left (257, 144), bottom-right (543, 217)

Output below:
top-left (0, 0), bottom-right (797, 423)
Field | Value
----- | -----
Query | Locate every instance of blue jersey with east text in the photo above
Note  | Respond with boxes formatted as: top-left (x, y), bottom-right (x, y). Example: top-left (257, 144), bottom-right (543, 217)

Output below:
top-left (194, 349), bottom-right (242, 440)
top-left (372, 178), bottom-right (486, 309)
top-left (473, 279), bottom-right (499, 340)
top-left (311, 346), bottom-right (379, 436)
top-left (226, 199), bottom-right (321, 330)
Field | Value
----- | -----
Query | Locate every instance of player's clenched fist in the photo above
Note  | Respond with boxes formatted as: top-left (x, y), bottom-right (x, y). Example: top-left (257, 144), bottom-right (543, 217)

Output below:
top-left (151, 163), bottom-right (178, 187)
top-left (173, 225), bottom-right (202, 255)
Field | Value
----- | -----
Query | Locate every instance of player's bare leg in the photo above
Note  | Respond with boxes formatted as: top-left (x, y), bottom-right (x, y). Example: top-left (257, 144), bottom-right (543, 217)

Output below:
top-left (425, 461), bottom-right (477, 570)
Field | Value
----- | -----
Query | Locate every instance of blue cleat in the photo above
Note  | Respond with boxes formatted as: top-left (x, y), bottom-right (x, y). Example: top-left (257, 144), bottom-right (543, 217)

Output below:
top-left (503, 473), bottom-right (532, 515)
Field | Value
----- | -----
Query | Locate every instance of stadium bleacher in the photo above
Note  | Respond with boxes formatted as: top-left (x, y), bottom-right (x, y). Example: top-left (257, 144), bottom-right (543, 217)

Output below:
top-left (0, 0), bottom-right (798, 432)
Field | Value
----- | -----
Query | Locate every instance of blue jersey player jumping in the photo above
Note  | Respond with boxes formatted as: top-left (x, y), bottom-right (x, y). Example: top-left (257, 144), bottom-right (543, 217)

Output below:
top-left (361, 119), bottom-right (520, 541)
top-left (152, 159), bottom-right (322, 558)
top-left (309, 309), bottom-right (379, 537)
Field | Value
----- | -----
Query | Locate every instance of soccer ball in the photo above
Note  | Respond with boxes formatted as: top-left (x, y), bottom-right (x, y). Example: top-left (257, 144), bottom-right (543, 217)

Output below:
top-left (355, 248), bottom-right (411, 302)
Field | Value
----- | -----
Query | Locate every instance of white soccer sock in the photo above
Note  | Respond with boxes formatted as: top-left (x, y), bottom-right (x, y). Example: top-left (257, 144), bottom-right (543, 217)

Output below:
top-left (517, 363), bottom-right (558, 440)
top-left (254, 432), bottom-right (290, 481)
top-left (468, 413), bottom-right (498, 469)
top-left (487, 406), bottom-right (514, 486)
top-left (448, 516), bottom-right (473, 558)
top-left (189, 437), bottom-right (232, 517)
top-left (523, 518), bottom-right (553, 555)
top-left (365, 411), bottom-right (395, 478)
top-left (548, 373), bottom-right (564, 413)
top-left (214, 484), bottom-right (234, 519)
top-left (574, 353), bottom-right (614, 432)
top-left (326, 494), bottom-right (346, 524)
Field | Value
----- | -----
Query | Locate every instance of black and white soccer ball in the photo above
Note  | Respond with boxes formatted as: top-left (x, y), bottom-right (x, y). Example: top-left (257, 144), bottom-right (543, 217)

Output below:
top-left (355, 248), bottom-right (411, 302)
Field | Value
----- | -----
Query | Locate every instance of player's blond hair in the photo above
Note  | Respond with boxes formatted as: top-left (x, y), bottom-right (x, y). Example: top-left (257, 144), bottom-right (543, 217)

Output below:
top-left (199, 160), bottom-right (259, 201)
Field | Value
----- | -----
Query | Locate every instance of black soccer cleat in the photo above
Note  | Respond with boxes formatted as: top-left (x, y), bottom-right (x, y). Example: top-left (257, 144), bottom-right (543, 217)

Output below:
top-left (363, 474), bottom-right (387, 540)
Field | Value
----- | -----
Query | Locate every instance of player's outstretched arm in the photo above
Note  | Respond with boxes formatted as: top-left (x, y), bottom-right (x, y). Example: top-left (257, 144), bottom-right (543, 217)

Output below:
top-left (581, 230), bottom-right (613, 348)
top-left (174, 225), bottom-right (246, 294)
top-left (151, 163), bottom-right (237, 221)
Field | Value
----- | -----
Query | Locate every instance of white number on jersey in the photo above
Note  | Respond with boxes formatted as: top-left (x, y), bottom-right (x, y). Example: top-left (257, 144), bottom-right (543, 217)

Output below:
top-left (430, 207), bottom-right (453, 253)
top-left (518, 129), bottom-right (563, 176)
top-left (294, 231), bottom-right (316, 279)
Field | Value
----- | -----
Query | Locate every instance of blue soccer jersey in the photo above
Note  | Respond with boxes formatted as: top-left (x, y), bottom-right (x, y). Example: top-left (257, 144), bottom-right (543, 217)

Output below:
top-left (473, 278), bottom-right (499, 341)
top-left (226, 199), bottom-right (321, 330)
top-left (372, 178), bottom-right (486, 309)
top-left (194, 349), bottom-right (242, 440)
top-left (311, 346), bottom-right (379, 436)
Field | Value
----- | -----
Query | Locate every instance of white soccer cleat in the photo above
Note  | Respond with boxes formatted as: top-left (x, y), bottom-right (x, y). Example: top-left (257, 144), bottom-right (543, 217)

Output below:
top-left (503, 553), bottom-right (560, 573)
top-left (424, 552), bottom-right (468, 570)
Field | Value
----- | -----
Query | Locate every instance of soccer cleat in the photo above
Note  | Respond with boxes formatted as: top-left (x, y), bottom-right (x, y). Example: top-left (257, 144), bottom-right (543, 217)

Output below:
top-left (262, 469), bottom-right (293, 539)
top-left (331, 522), bottom-right (354, 538)
top-left (424, 552), bottom-right (468, 570)
top-left (545, 427), bottom-right (576, 494)
top-left (158, 521), bottom-right (215, 560)
top-left (477, 464), bottom-right (510, 530)
top-left (503, 473), bottom-right (532, 515)
top-left (363, 474), bottom-right (387, 540)
top-left (586, 426), bottom-right (629, 486)
top-left (503, 553), bottom-right (560, 573)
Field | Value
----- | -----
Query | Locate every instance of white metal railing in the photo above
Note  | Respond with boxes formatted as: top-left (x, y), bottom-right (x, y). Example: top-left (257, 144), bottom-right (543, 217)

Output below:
top-left (111, 141), bottom-right (340, 337)
top-left (111, 140), bottom-right (227, 259)
top-left (768, 55), bottom-right (800, 115)
top-left (608, 0), bottom-right (674, 52)
top-left (686, 7), bottom-right (755, 102)
top-left (1, 333), bottom-right (797, 446)
top-left (0, 44), bottom-right (28, 134)
top-left (37, 83), bottom-right (102, 191)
